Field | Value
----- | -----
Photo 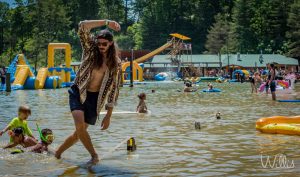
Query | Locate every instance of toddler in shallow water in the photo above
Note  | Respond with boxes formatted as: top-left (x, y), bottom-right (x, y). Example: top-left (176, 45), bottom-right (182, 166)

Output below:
top-left (30, 128), bottom-right (54, 153)
top-left (3, 127), bottom-right (37, 149)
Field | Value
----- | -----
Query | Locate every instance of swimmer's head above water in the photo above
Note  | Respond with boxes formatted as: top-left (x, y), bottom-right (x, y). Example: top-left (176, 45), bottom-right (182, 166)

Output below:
top-left (36, 124), bottom-right (54, 144)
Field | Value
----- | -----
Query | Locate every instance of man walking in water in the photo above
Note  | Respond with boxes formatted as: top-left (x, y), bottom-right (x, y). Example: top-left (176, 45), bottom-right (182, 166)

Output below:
top-left (55, 19), bottom-right (121, 164)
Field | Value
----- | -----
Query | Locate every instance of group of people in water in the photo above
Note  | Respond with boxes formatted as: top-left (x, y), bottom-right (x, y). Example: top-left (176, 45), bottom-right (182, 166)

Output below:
top-left (1, 17), bottom-right (298, 168)
top-left (249, 63), bottom-right (297, 100)
top-left (181, 62), bottom-right (296, 102)
top-left (0, 105), bottom-right (54, 153)
top-left (183, 81), bottom-right (214, 93)
top-left (0, 19), bottom-right (151, 165)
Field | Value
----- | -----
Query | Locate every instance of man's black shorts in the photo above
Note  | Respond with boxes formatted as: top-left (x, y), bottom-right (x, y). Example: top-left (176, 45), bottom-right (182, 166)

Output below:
top-left (68, 85), bottom-right (99, 125)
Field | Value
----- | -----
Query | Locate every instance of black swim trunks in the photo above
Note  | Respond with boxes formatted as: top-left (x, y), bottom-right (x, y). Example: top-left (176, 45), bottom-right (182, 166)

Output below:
top-left (270, 80), bottom-right (276, 92)
top-left (68, 84), bottom-right (99, 125)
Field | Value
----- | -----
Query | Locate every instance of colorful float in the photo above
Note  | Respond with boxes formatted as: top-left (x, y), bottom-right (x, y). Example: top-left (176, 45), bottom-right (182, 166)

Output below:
top-left (202, 88), bottom-right (221, 92)
top-left (184, 77), bottom-right (201, 84)
top-left (216, 77), bottom-right (226, 83)
top-left (259, 80), bottom-right (294, 94)
top-left (256, 116), bottom-right (300, 135)
top-left (154, 72), bottom-right (168, 81)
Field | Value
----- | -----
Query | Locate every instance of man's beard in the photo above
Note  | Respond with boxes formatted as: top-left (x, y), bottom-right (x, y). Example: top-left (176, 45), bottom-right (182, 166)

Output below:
top-left (100, 48), bottom-right (106, 53)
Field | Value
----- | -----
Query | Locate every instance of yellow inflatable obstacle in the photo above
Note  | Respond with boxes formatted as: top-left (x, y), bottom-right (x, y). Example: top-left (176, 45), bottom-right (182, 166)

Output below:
top-left (256, 116), bottom-right (300, 135)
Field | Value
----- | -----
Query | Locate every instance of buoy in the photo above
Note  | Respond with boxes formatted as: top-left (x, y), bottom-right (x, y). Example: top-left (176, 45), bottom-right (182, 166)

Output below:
top-left (127, 137), bottom-right (136, 151)
top-left (195, 121), bottom-right (201, 129)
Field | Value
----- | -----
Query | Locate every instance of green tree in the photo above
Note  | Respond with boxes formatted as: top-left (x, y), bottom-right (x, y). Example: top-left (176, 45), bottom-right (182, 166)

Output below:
top-left (250, 0), bottom-right (271, 52)
top-left (26, 0), bottom-right (71, 67)
top-left (128, 23), bottom-right (143, 49)
top-left (10, 1), bottom-right (34, 53)
top-left (286, 0), bottom-right (300, 60)
top-left (232, 0), bottom-right (257, 53)
top-left (0, 2), bottom-right (9, 55)
top-left (134, 0), bottom-right (224, 53)
top-left (205, 13), bottom-right (230, 54)
top-left (98, 0), bottom-right (124, 22)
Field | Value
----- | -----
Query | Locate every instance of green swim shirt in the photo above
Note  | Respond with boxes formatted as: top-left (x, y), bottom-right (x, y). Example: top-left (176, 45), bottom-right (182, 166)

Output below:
top-left (8, 117), bottom-right (33, 136)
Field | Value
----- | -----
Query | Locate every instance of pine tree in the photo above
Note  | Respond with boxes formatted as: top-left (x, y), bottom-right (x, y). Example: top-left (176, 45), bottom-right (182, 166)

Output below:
top-left (205, 13), bottom-right (230, 54)
top-left (286, 0), bottom-right (300, 60)
top-left (232, 0), bottom-right (257, 53)
top-left (0, 2), bottom-right (9, 54)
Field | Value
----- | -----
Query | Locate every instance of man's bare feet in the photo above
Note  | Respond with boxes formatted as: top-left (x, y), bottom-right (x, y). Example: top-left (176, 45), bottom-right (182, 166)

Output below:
top-left (87, 154), bottom-right (99, 165)
top-left (54, 151), bottom-right (61, 159)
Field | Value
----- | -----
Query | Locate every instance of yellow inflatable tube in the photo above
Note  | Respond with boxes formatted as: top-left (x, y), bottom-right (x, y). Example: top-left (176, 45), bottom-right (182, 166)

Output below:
top-left (256, 116), bottom-right (300, 135)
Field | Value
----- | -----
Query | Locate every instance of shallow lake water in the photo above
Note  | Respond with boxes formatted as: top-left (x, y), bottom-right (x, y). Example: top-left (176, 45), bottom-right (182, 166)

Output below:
top-left (0, 81), bottom-right (300, 176)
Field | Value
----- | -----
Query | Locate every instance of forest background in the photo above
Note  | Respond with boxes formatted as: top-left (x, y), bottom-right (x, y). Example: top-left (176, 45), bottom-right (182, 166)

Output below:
top-left (0, 0), bottom-right (299, 67)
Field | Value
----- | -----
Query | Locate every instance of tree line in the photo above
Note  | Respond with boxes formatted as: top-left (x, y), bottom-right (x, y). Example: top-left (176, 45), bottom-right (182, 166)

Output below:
top-left (0, 0), bottom-right (299, 67)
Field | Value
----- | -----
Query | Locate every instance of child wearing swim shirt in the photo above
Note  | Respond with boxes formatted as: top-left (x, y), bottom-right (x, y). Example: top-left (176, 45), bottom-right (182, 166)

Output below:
top-left (0, 105), bottom-right (35, 140)
top-left (3, 127), bottom-right (37, 149)
top-left (136, 93), bottom-right (148, 113)
top-left (30, 128), bottom-right (54, 153)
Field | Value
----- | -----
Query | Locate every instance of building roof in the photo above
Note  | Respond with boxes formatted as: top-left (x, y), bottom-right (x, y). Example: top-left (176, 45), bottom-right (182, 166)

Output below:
top-left (221, 54), bottom-right (298, 67)
top-left (143, 54), bottom-right (298, 68)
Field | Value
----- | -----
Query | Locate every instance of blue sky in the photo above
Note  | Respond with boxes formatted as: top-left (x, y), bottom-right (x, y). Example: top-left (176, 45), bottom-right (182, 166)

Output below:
top-left (1, 0), bottom-right (15, 6)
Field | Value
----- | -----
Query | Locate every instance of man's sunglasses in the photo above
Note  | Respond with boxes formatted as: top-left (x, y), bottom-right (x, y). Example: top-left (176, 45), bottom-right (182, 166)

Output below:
top-left (98, 42), bottom-right (109, 47)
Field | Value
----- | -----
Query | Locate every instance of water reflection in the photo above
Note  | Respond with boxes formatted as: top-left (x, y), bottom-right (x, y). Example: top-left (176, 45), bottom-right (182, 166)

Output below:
top-left (0, 82), bottom-right (299, 176)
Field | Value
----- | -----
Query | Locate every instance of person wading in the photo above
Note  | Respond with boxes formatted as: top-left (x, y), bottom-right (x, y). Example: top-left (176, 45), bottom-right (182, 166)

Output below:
top-left (55, 19), bottom-right (121, 164)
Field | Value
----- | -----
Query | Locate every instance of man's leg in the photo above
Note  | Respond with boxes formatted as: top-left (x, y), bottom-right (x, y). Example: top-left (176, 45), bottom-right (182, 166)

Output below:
top-left (271, 83), bottom-right (276, 100)
top-left (71, 110), bottom-right (99, 163)
top-left (271, 91), bottom-right (276, 100)
top-left (265, 86), bottom-right (269, 94)
top-left (55, 110), bottom-right (96, 161)
top-left (55, 129), bottom-right (81, 159)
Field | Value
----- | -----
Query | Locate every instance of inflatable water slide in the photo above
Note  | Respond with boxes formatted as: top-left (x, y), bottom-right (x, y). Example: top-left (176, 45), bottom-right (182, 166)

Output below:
top-left (5, 43), bottom-right (75, 90)
top-left (122, 42), bottom-right (173, 83)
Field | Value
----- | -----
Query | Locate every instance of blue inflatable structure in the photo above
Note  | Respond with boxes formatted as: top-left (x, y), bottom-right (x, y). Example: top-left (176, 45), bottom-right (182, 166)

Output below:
top-left (154, 73), bottom-right (168, 81)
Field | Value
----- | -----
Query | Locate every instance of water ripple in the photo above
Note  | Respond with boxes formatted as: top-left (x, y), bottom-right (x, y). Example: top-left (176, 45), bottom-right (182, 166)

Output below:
top-left (0, 82), bottom-right (299, 176)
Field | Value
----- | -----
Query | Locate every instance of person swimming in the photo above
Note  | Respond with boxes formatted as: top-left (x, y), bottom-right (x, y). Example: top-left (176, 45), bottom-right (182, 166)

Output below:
top-left (184, 82), bottom-right (195, 92)
top-left (208, 83), bottom-right (213, 90)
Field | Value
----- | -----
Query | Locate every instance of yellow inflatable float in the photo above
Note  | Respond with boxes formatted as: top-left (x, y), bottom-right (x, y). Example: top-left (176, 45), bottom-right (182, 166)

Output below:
top-left (256, 116), bottom-right (300, 135)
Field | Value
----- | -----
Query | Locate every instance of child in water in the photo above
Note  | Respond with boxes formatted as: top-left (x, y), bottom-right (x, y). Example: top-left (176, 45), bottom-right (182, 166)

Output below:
top-left (3, 127), bottom-right (37, 149)
top-left (250, 72), bottom-right (262, 93)
top-left (208, 83), bottom-right (213, 90)
top-left (0, 105), bottom-right (35, 140)
top-left (136, 93), bottom-right (148, 113)
top-left (30, 127), bottom-right (54, 153)
top-left (184, 82), bottom-right (195, 92)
